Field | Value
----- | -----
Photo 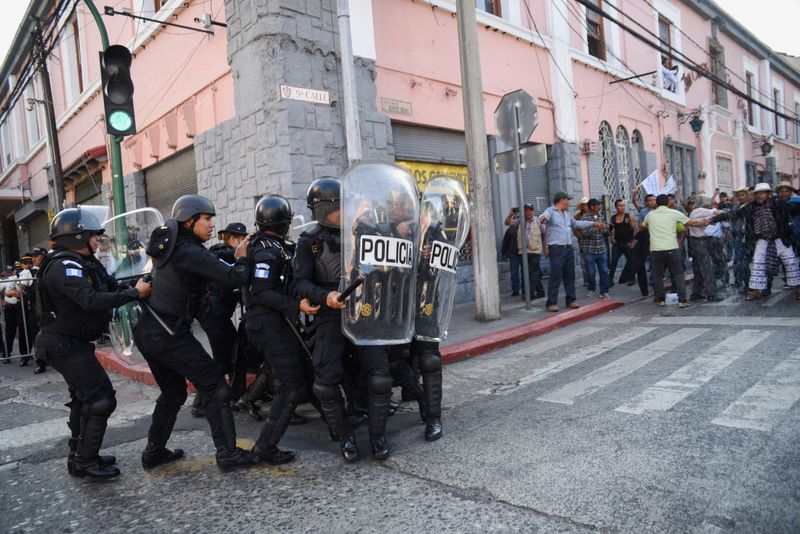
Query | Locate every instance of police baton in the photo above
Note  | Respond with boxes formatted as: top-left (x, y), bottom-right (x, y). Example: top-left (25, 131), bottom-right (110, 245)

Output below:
top-left (337, 277), bottom-right (364, 302)
top-left (283, 317), bottom-right (312, 358)
top-left (139, 274), bottom-right (175, 337)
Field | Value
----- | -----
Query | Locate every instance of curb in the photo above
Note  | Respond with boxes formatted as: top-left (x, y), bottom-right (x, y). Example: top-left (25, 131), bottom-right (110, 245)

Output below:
top-left (97, 299), bottom-right (624, 386)
top-left (440, 299), bottom-right (624, 365)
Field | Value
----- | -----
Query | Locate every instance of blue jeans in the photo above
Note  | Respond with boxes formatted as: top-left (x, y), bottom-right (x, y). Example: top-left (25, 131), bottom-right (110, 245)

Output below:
top-left (508, 254), bottom-right (522, 293)
top-left (546, 245), bottom-right (577, 306)
top-left (584, 251), bottom-right (610, 293)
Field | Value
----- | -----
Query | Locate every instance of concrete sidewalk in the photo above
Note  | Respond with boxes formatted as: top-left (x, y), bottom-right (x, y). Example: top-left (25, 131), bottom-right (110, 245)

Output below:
top-left (95, 271), bottom-right (649, 386)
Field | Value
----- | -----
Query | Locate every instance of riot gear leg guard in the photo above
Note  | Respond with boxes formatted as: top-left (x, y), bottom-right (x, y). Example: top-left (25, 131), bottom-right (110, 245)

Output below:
top-left (313, 380), bottom-right (358, 463)
top-left (252, 386), bottom-right (304, 465)
top-left (73, 395), bottom-right (120, 479)
top-left (366, 371), bottom-right (393, 460)
top-left (141, 391), bottom-right (186, 469)
top-left (419, 347), bottom-right (443, 442)
top-left (205, 379), bottom-right (254, 470)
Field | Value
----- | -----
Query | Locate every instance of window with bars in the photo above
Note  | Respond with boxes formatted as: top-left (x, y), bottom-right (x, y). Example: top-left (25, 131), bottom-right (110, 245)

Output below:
top-left (599, 122), bottom-right (615, 196)
top-left (709, 38), bottom-right (727, 108)
top-left (664, 141), bottom-right (697, 195)
top-left (745, 72), bottom-right (755, 127)
top-left (586, 0), bottom-right (606, 61)
top-left (716, 155), bottom-right (733, 194)
top-left (615, 126), bottom-right (631, 200)
top-left (631, 130), bottom-right (644, 185)
top-left (745, 161), bottom-right (759, 188)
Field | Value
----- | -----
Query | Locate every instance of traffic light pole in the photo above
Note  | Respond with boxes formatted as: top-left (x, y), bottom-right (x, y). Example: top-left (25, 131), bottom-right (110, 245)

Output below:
top-left (84, 0), bottom-right (126, 217)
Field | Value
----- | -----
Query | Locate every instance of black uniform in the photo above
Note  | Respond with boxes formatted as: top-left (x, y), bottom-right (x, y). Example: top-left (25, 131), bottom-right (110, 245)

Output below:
top-left (18, 266), bottom-right (41, 367)
top-left (198, 243), bottom-right (239, 374)
top-left (294, 224), bottom-right (393, 456)
top-left (245, 233), bottom-right (306, 458)
top-left (36, 249), bottom-right (139, 472)
top-left (133, 225), bottom-right (250, 461)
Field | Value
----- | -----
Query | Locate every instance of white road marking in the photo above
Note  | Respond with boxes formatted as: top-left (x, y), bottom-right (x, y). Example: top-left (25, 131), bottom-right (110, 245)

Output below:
top-left (470, 326), bottom-right (624, 395)
top-left (762, 291), bottom-right (792, 308)
top-left (481, 327), bottom-right (657, 396)
top-left (712, 348), bottom-right (800, 431)
top-left (0, 399), bottom-right (154, 453)
top-left (615, 330), bottom-right (770, 414)
top-left (648, 316), bottom-right (800, 328)
top-left (538, 328), bottom-right (708, 405)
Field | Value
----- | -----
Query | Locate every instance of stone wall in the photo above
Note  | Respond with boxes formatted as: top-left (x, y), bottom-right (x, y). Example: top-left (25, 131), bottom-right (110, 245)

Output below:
top-left (193, 0), bottom-right (393, 232)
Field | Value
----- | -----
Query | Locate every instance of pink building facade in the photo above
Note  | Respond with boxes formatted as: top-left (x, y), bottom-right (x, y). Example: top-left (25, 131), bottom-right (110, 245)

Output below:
top-left (1, 0), bottom-right (798, 283)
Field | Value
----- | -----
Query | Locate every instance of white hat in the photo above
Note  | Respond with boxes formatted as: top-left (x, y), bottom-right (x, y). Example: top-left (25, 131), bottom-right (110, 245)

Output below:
top-left (753, 182), bottom-right (772, 193)
top-left (577, 197), bottom-right (590, 206)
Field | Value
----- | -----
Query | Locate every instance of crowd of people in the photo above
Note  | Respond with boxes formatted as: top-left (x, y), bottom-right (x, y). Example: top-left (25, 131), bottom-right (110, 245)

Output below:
top-left (0, 248), bottom-right (47, 372)
top-left (501, 180), bottom-right (800, 307)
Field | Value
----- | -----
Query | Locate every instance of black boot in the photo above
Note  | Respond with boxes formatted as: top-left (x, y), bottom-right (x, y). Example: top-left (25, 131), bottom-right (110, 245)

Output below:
top-left (424, 419), bottom-right (443, 442)
top-left (215, 447), bottom-right (255, 471)
top-left (251, 445), bottom-right (295, 465)
top-left (72, 413), bottom-right (119, 480)
top-left (141, 442), bottom-right (185, 469)
top-left (206, 387), bottom-right (254, 471)
top-left (341, 435), bottom-right (360, 463)
top-left (370, 436), bottom-right (389, 460)
top-left (68, 437), bottom-right (117, 474)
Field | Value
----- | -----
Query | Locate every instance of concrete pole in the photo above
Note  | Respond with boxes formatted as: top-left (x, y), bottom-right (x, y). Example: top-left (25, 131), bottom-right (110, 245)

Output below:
top-left (33, 20), bottom-right (65, 212)
top-left (456, 0), bottom-right (500, 321)
top-left (336, 0), bottom-right (363, 165)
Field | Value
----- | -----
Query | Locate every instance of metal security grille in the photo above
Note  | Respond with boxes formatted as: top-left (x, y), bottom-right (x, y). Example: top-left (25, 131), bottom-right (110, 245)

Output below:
top-left (145, 148), bottom-right (197, 220)
top-left (27, 212), bottom-right (50, 249)
top-left (599, 122), bottom-right (615, 197)
top-left (664, 141), bottom-right (697, 194)
top-left (615, 126), bottom-right (631, 201)
top-left (75, 175), bottom-right (104, 206)
top-left (392, 123), bottom-right (467, 165)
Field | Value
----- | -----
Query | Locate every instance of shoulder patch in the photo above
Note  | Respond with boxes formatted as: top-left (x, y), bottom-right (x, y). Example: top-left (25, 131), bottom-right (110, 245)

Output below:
top-left (62, 259), bottom-right (83, 269)
top-left (65, 268), bottom-right (84, 277)
top-left (254, 263), bottom-right (270, 279)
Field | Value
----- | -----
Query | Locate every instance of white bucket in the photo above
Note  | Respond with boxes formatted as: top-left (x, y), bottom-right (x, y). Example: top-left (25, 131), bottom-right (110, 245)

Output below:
top-left (665, 293), bottom-right (679, 305)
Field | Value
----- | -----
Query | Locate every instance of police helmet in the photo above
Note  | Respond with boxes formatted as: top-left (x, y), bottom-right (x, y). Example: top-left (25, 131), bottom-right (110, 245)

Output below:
top-left (255, 195), bottom-right (293, 237)
top-left (172, 195), bottom-right (216, 222)
top-left (306, 177), bottom-right (340, 228)
top-left (50, 207), bottom-right (105, 249)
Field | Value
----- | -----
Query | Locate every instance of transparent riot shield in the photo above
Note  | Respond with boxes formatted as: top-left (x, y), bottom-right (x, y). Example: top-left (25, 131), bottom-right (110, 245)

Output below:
top-left (101, 207), bottom-right (164, 359)
top-left (341, 163), bottom-right (420, 345)
top-left (413, 177), bottom-right (470, 342)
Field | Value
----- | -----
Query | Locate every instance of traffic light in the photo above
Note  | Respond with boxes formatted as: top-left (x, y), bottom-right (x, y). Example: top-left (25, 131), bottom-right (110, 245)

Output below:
top-left (100, 45), bottom-right (136, 137)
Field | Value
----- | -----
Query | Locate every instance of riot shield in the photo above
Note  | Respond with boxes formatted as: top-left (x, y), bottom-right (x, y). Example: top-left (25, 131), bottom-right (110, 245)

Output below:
top-left (100, 207), bottom-right (164, 359)
top-left (413, 177), bottom-right (470, 342)
top-left (341, 163), bottom-right (420, 345)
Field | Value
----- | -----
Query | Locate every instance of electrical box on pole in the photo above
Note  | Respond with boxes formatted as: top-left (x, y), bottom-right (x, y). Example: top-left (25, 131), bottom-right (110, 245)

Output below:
top-left (100, 45), bottom-right (136, 137)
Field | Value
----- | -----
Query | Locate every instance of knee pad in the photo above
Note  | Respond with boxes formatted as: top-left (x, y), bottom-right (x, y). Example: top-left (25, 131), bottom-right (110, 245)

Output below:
top-left (419, 351), bottom-right (442, 374)
top-left (312, 381), bottom-right (340, 402)
top-left (87, 395), bottom-right (117, 418)
top-left (366, 371), bottom-right (393, 396)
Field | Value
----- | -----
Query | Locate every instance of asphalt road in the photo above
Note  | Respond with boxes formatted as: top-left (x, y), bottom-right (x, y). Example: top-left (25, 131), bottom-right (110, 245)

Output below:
top-left (1, 288), bottom-right (798, 533)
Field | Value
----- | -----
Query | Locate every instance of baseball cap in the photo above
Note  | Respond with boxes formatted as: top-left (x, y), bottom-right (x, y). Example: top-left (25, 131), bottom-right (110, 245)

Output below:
top-left (523, 203), bottom-right (534, 210)
top-left (554, 191), bottom-right (573, 203)
top-left (219, 222), bottom-right (248, 236)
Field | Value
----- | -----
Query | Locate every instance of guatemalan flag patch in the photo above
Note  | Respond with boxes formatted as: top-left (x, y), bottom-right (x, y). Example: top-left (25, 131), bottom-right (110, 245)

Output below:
top-left (254, 263), bottom-right (270, 279)
top-left (66, 268), bottom-right (83, 277)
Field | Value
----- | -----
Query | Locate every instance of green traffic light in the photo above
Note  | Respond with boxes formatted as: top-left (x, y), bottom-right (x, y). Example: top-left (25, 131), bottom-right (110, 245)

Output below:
top-left (108, 110), bottom-right (133, 132)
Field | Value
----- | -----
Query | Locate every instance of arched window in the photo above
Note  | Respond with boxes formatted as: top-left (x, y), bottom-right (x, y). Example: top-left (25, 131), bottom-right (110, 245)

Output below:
top-left (599, 122), bottom-right (615, 197)
top-left (631, 130), bottom-right (644, 185)
top-left (615, 126), bottom-right (631, 200)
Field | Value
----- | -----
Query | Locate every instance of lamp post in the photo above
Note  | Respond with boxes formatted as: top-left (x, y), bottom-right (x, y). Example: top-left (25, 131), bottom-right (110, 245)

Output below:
top-left (689, 114), bottom-right (704, 194)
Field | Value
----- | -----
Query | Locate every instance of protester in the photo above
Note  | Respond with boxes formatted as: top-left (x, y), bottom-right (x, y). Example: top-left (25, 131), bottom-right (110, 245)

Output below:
top-left (540, 192), bottom-right (606, 312)
top-left (574, 197), bottom-right (591, 288)
top-left (579, 199), bottom-right (610, 298)
top-left (730, 186), bottom-right (753, 292)
top-left (609, 198), bottom-right (636, 285)
top-left (688, 196), bottom-right (722, 302)
top-left (642, 194), bottom-right (710, 307)
top-left (517, 203), bottom-right (545, 300)
top-left (500, 208), bottom-right (522, 296)
top-left (632, 187), bottom-right (656, 223)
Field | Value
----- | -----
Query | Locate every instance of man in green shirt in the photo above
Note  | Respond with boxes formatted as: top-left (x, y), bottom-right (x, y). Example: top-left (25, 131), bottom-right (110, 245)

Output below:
top-left (642, 195), bottom-right (709, 306)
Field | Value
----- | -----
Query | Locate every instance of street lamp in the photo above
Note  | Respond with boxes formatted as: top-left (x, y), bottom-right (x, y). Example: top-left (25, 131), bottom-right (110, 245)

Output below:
top-left (689, 116), bottom-right (704, 133)
top-left (760, 140), bottom-right (773, 157)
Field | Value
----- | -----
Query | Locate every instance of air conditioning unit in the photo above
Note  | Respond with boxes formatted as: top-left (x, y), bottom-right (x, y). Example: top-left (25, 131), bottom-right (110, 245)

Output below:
top-left (580, 140), bottom-right (599, 154)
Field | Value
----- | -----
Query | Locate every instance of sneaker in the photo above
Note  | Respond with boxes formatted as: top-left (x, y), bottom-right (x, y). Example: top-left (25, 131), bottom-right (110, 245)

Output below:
top-left (654, 299), bottom-right (666, 306)
top-left (546, 305), bottom-right (559, 312)
top-left (567, 302), bottom-right (580, 309)
top-left (677, 301), bottom-right (693, 308)
top-left (586, 291), bottom-right (596, 298)
top-left (600, 292), bottom-right (610, 299)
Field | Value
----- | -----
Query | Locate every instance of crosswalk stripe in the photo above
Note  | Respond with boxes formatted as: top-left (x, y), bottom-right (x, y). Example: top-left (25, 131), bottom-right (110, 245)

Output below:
top-left (711, 348), bottom-right (800, 431)
top-left (615, 330), bottom-right (770, 415)
top-left (0, 399), bottom-right (154, 453)
top-left (762, 291), bottom-right (792, 307)
top-left (648, 316), bottom-right (800, 328)
top-left (538, 328), bottom-right (708, 405)
top-left (505, 326), bottom-right (605, 357)
top-left (483, 327), bottom-right (657, 396)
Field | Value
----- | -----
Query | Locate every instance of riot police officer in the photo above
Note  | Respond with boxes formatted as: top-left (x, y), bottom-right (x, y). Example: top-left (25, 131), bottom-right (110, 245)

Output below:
top-left (134, 195), bottom-right (254, 471)
top-left (245, 195), bottom-right (319, 464)
top-left (294, 177), bottom-right (393, 462)
top-left (191, 222), bottom-right (248, 418)
top-left (36, 207), bottom-right (151, 479)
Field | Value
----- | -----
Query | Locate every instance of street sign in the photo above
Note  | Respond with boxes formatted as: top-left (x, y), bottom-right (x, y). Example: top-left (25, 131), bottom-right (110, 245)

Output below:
top-left (494, 89), bottom-right (538, 146)
top-left (492, 89), bottom-right (547, 311)
top-left (494, 143), bottom-right (547, 174)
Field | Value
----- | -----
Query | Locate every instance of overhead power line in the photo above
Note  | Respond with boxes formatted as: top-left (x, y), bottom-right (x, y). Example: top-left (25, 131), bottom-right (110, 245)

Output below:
top-left (572, 0), bottom-right (799, 126)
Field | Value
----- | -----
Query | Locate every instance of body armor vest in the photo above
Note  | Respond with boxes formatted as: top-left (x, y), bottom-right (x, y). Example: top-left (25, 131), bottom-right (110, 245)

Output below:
top-left (148, 239), bottom-right (202, 323)
top-left (306, 225), bottom-right (341, 289)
